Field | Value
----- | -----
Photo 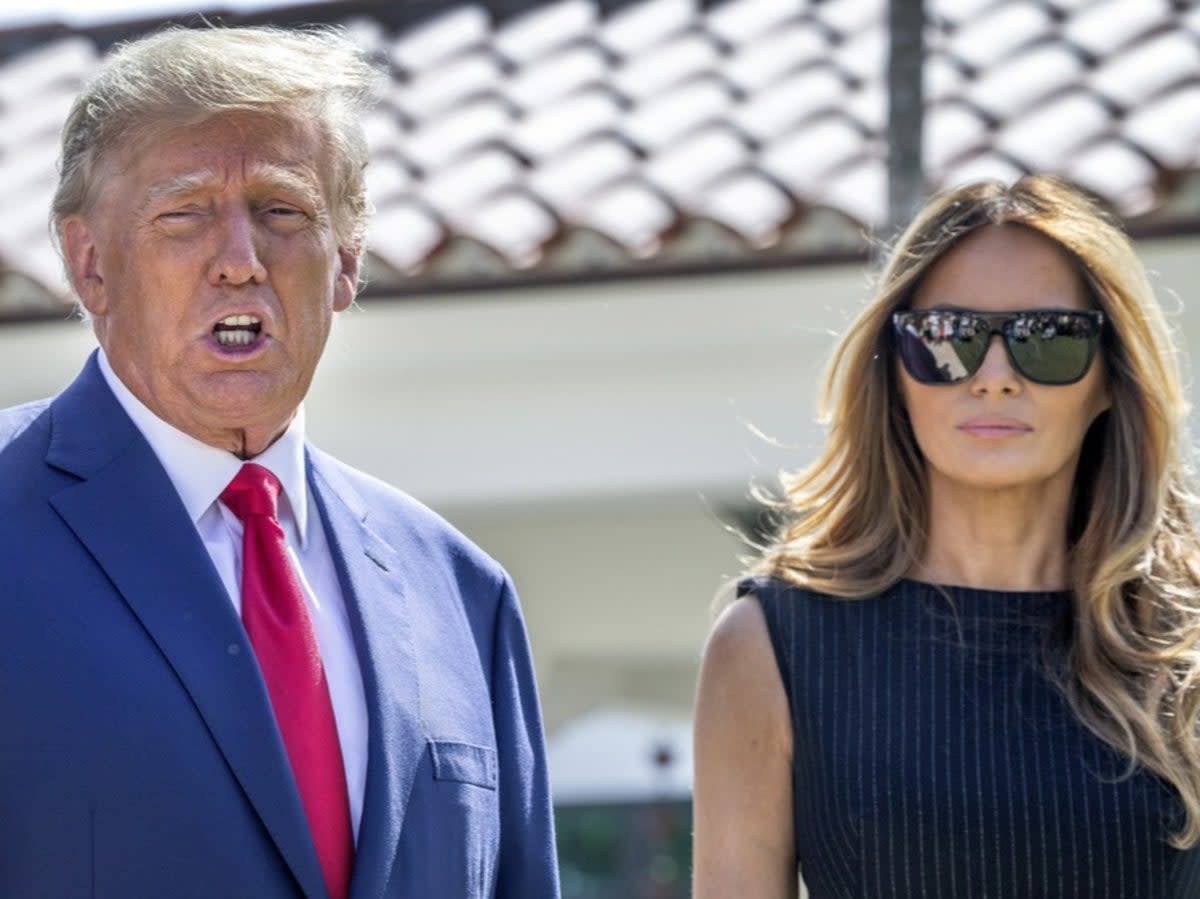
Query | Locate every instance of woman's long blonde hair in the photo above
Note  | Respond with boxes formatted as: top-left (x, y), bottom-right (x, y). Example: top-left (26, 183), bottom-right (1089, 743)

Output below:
top-left (756, 175), bottom-right (1200, 847)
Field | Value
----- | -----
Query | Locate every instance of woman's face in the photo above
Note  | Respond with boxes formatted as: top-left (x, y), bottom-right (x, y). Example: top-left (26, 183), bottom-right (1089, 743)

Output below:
top-left (898, 224), bottom-right (1111, 494)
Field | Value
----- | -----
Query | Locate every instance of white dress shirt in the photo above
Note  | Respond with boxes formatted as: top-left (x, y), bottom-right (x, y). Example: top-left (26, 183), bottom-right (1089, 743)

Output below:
top-left (98, 350), bottom-right (368, 840)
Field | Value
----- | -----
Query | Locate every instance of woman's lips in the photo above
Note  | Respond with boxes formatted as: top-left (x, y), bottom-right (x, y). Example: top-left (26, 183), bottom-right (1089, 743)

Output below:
top-left (958, 417), bottom-right (1033, 437)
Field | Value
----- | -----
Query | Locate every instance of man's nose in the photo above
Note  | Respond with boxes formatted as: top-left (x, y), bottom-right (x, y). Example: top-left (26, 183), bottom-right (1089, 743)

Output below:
top-left (208, 208), bottom-right (267, 286)
top-left (970, 333), bottom-right (1022, 395)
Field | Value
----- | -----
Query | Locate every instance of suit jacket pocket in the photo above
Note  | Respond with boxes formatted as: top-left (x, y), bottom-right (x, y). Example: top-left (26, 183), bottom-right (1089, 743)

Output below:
top-left (430, 739), bottom-right (498, 790)
top-left (393, 740), bottom-right (499, 897)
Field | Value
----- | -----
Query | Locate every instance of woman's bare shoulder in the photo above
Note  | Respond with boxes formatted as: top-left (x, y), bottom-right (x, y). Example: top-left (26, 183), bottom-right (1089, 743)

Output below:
top-left (698, 594), bottom-right (791, 748)
top-left (694, 595), bottom-right (797, 898)
top-left (705, 594), bottom-right (773, 663)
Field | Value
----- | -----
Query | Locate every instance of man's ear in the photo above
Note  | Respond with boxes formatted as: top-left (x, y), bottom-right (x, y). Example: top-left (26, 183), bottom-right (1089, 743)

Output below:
top-left (332, 244), bottom-right (361, 313)
top-left (61, 216), bottom-right (107, 317)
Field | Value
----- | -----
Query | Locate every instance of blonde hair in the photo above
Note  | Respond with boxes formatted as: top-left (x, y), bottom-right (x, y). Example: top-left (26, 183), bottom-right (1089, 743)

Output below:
top-left (52, 24), bottom-right (381, 254)
top-left (757, 175), bottom-right (1200, 847)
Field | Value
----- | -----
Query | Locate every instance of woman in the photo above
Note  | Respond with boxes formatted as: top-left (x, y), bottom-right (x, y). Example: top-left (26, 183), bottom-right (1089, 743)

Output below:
top-left (693, 176), bottom-right (1200, 898)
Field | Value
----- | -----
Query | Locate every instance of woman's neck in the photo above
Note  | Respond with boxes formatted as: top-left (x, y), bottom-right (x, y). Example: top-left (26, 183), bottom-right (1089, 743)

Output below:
top-left (914, 473), bottom-right (1074, 591)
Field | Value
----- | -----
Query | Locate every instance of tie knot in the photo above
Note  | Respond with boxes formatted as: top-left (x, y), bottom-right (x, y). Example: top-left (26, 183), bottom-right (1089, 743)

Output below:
top-left (221, 463), bottom-right (282, 521)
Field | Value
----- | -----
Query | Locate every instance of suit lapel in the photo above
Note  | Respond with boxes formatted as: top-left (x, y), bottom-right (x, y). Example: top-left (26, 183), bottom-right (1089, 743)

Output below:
top-left (46, 357), bottom-right (328, 899)
top-left (308, 452), bottom-right (425, 899)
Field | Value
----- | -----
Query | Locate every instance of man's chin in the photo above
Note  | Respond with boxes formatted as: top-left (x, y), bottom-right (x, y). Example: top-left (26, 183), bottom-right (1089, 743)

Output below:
top-left (197, 368), bottom-right (289, 405)
top-left (173, 388), bottom-right (297, 454)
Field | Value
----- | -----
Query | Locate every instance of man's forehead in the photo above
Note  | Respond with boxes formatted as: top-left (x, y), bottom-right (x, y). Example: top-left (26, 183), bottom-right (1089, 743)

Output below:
top-left (95, 117), bottom-right (332, 208)
top-left (104, 111), bottom-right (328, 183)
top-left (145, 161), bottom-right (323, 195)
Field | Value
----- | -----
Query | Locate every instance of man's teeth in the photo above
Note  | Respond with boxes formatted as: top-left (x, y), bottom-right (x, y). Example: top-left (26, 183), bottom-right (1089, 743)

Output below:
top-left (213, 314), bottom-right (262, 347)
top-left (215, 330), bottom-right (256, 346)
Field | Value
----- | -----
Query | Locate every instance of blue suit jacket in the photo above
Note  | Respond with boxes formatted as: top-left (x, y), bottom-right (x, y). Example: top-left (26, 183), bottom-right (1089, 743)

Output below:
top-left (0, 355), bottom-right (560, 898)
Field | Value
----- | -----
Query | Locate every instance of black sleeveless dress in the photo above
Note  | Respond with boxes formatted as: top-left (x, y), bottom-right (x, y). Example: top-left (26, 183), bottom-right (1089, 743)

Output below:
top-left (740, 576), bottom-right (1200, 898)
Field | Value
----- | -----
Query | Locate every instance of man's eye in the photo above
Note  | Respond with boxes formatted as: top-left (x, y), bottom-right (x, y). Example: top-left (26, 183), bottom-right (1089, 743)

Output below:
top-left (155, 209), bottom-right (206, 229)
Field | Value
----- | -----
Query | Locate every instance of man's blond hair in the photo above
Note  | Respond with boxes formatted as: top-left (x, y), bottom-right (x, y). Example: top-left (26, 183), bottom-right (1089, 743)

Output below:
top-left (52, 25), bottom-right (381, 255)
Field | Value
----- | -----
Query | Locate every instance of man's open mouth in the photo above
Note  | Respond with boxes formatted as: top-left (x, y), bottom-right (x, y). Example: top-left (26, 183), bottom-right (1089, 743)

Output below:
top-left (212, 315), bottom-right (262, 348)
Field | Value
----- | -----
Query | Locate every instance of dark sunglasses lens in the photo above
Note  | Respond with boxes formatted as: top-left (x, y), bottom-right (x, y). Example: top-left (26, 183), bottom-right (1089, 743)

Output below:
top-left (1006, 329), bottom-right (1095, 384)
top-left (897, 312), bottom-right (1100, 385)
top-left (895, 318), bottom-right (987, 384)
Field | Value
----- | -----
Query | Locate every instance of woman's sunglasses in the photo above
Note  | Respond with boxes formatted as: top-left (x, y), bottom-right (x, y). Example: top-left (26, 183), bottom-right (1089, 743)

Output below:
top-left (892, 308), bottom-right (1105, 386)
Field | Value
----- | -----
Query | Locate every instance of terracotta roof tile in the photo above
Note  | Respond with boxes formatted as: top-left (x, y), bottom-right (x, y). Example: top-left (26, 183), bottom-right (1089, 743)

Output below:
top-left (510, 87), bottom-right (622, 158)
top-left (759, 116), bottom-right (869, 197)
top-left (0, 146), bottom-right (54, 200)
top-left (397, 51), bottom-right (504, 121)
top-left (612, 31), bottom-right (721, 100)
top-left (832, 21), bottom-right (887, 84)
top-left (506, 44), bottom-right (609, 109)
top-left (643, 125), bottom-right (750, 202)
top-left (527, 136), bottom-right (638, 212)
top-left (600, 0), bottom-right (696, 57)
top-left (698, 170), bottom-right (795, 247)
top-left (820, 155), bottom-right (886, 225)
top-left (493, 0), bottom-right (597, 65)
top-left (816, 0), bottom-right (885, 37)
top-left (1088, 30), bottom-right (1200, 110)
top-left (962, 42), bottom-right (1084, 120)
top-left (576, 180), bottom-right (677, 255)
top-left (1062, 0), bottom-right (1172, 58)
top-left (925, 53), bottom-right (969, 102)
top-left (1066, 139), bottom-right (1159, 214)
top-left (624, 77), bottom-right (734, 150)
top-left (454, 190), bottom-right (558, 266)
top-left (0, 36), bottom-right (94, 105)
top-left (405, 96), bottom-right (513, 168)
top-left (843, 81), bottom-right (887, 133)
top-left (924, 101), bottom-right (990, 169)
top-left (422, 148), bottom-right (522, 216)
top-left (369, 202), bottom-right (445, 273)
top-left (723, 22), bottom-right (830, 93)
top-left (928, 0), bottom-right (1008, 28)
top-left (528, 135), bottom-right (638, 212)
top-left (705, 0), bottom-right (803, 45)
top-left (1043, 0), bottom-right (1094, 14)
top-left (4, 0), bottom-right (1200, 314)
top-left (390, 5), bottom-right (490, 72)
top-left (994, 88), bottom-right (1112, 170)
top-left (730, 65), bottom-right (849, 142)
top-left (940, 149), bottom-right (1026, 189)
top-left (1185, 4), bottom-right (1200, 36)
top-left (339, 16), bottom-right (388, 52)
top-left (1123, 84), bottom-right (1200, 169)
top-left (0, 186), bottom-right (63, 293)
top-left (947, 3), bottom-right (1055, 70)
top-left (362, 156), bottom-right (414, 203)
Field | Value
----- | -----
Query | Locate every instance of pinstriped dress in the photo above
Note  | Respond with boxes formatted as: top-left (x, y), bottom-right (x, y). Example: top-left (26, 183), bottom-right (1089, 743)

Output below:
top-left (740, 576), bottom-right (1200, 898)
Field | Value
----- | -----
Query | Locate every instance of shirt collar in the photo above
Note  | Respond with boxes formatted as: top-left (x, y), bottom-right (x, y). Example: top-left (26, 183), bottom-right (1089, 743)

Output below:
top-left (97, 349), bottom-right (310, 547)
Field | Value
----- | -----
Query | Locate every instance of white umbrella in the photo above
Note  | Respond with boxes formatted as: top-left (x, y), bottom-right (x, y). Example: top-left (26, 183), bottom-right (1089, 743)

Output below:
top-left (548, 706), bottom-right (693, 805)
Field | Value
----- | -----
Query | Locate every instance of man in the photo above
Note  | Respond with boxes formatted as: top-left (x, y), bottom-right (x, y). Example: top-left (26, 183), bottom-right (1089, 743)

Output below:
top-left (0, 25), bottom-right (559, 899)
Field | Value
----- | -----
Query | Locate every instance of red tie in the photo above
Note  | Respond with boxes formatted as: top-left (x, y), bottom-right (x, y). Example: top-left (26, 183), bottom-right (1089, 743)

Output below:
top-left (221, 463), bottom-right (353, 899)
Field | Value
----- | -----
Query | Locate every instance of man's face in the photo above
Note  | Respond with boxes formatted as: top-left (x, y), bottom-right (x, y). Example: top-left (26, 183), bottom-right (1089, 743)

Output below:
top-left (63, 111), bottom-right (359, 456)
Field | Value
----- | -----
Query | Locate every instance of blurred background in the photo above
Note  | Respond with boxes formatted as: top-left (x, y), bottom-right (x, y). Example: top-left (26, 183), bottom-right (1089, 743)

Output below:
top-left (2, 0), bottom-right (1199, 895)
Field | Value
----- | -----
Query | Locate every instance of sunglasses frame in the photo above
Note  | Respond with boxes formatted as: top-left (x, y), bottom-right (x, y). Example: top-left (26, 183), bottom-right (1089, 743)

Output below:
top-left (891, 308), bottom-right (1106, 386)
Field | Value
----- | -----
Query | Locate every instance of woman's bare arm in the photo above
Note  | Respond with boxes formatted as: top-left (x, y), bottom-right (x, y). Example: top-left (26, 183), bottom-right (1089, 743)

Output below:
top-left (693, 595), bottom-right (797, 899)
